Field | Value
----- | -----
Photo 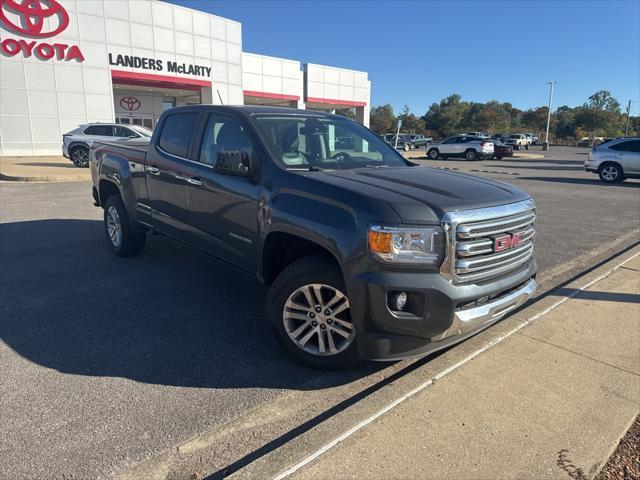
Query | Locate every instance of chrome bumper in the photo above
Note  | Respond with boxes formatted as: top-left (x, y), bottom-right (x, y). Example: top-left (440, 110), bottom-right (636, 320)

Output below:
top-left (432, 278), bottom-right (537, 341)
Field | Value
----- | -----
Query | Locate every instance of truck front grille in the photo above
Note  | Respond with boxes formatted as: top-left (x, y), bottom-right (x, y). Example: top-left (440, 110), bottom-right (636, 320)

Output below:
top-left (441, 200), bottom-right (536, 283)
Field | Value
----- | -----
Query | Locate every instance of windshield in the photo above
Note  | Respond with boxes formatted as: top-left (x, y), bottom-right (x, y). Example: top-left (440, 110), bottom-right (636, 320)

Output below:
top-left (130, 125), bottom-right (153, 137)
top-left (254, 114), bottom-right (408, 170)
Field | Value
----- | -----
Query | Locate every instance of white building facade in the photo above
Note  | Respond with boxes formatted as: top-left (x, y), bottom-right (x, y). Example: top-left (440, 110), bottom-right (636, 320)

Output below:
top-left (0, 0), bottom-right (371, 156)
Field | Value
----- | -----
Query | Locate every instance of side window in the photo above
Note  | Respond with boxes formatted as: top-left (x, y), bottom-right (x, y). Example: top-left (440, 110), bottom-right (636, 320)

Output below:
top-left (443, 137), bottom-right (456, 144)
top-left (626, 140), bottom-right (640, 153)
top-left (85, 125), bottom-right (113, 136)
top-left (114, 126), bottom-right (137, 138)
top-left (199, 115), bottom-right (253, 166)
top-left (610, 141), bottom-right (640, 152)
top-left (158, 113), bottom-right (198, 158)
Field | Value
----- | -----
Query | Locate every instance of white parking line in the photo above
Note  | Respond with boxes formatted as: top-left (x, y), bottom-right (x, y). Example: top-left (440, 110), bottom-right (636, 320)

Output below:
top-left (272, 250), bottom-right (640, 480)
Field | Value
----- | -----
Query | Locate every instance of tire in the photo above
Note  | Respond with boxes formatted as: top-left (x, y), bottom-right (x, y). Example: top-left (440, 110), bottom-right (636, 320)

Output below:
top-left (103, 195), bottom-right (146, 257)
top-left (428, 148), bottom-right (439, 160)
top-left (71, 145), bottom-right (89, 168)
top-left (598, 163), bottom-right (624, 183)
top-left (465, 149), bottom-right (477, 161)
top-left (403, 143), bottom-right (410, 152)
top-left (266, 255), bottom-right (360, 369)
top-left (496, 156), bottom-right (504, 160)
top-left (525, 144), bottom-right (529, 150)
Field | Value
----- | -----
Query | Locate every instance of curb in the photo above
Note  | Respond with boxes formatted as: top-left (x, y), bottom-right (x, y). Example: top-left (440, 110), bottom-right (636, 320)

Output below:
top-left (224, 244), bottom-right (640, 480)
top-left (0, 172), bottom-right (90, 182)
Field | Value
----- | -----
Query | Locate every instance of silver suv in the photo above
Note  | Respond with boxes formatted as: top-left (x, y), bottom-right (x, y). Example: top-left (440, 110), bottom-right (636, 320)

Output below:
top-left (584, 137), bottom-right (640, 183)
top-left (427, 135), bottom-right (494, 161)
top-left (62, 123), bottom-right (152, 167)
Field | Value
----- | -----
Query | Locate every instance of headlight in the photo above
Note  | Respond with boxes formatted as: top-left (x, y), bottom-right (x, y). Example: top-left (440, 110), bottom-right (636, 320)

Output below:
top-left (368, 225), bottom-right (445, 265)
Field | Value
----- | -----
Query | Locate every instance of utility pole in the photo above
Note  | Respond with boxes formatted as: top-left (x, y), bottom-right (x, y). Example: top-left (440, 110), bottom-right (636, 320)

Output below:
top-left (624, 100), bottom-right (631, 136)
top-left (543, 81), bottom-right (557, 151)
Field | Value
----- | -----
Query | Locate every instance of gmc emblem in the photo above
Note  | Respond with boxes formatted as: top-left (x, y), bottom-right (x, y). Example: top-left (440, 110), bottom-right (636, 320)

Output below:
top-left (493, 231), bottom-right (526, 252)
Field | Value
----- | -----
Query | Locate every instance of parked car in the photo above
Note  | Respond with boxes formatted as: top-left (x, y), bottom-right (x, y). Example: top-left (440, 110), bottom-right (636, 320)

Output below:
top-left (526, 133), bottom-right (538, 145)
top-left (390, 134), bottom-right (414, 151)
top-left (63, 123), bottom-right (153, 167)
top-left (504, 134), bottom-right (530, 150)
top-left (491, 133), bottom-right (508, 143)
top-left (576, 137), bottom-right (605, 147)
top-left (90, 105), bottom-right (536, 368)
top-left (409, 134), bottom-right (432, 148)
top-left (427, 135), bottom-right (494, 161)
top-left (583, 137), bottom-right (640, 183)
top-left (492, 141), bottom-right (514, 160)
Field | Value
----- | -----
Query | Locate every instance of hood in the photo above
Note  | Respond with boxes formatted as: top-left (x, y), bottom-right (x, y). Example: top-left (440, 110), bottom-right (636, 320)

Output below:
top-left (309, 166), bottom-right (530, 223)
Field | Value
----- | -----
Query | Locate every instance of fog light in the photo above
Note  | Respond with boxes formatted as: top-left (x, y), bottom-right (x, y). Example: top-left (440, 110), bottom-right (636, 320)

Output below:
top-left (393, 292), bottom-right (408, 311)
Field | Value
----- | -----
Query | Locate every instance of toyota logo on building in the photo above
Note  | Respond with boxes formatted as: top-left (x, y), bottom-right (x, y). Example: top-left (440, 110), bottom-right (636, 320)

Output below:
top-left (0, 0), bottom-right (69, 38)
top-left (119, 96), bottom-right (141, 111)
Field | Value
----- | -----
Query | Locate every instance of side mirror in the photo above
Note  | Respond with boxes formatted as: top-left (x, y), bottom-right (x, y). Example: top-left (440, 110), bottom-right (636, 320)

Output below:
top-left (214, 151), bottom-right (252, 177)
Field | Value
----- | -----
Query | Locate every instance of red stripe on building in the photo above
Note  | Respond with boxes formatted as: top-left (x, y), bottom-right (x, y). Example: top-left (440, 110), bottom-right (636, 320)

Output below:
top-left (111, 70), bottom-right (210, 91)
top-left (305, 97), bottom-right (367, 107)
top-left (243, 90), bottom-right (299, 101)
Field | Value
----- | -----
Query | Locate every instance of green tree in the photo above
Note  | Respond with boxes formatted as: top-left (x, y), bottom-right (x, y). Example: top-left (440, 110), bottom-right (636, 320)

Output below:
top-left (522, 107), bottom-right (551, 133)
top-left (369, 104), bottom-right (396, 134)
top-left (423, 94), bottom-right (470, 137)
top-left (398, 105), bottom-right (426, 134)
top-left (585, 90), bottom-right (621, 113)
top-left (335, 108), bottom-right (355, 119)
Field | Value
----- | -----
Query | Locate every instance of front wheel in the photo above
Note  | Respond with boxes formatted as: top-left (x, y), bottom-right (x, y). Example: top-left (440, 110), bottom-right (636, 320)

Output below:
top-left (266, 256), bottom-right (360, 369)
top-left (103, 195), bottom-right (146, 257)
top-left (428, 148), bottom-right (439, 160)
top-left (599, 163), bottom-right (623, 183)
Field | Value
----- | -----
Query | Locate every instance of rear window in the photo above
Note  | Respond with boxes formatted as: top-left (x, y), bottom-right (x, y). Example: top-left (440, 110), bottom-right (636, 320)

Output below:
top-left (158, 113), bottom-right (198, 158)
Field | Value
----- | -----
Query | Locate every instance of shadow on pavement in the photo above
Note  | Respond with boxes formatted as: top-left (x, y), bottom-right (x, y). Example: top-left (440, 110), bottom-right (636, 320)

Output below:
top-left (0, 219), bottom-right (384, 391)
top-left (553, 288), bottom-right (640, 304)
top-left (518, 176), bottom-right (640, 187)
top-left (17, 162), bottom-right (79, 168)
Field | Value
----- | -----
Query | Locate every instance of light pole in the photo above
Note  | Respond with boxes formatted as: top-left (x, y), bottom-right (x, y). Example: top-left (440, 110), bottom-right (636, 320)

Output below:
top-left (543, 81), bottom-right (557, 151)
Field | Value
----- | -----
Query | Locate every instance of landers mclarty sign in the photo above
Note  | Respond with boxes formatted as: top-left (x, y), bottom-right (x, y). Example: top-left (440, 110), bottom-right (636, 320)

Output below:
top-left (108, 53), bottom-right (212, 77)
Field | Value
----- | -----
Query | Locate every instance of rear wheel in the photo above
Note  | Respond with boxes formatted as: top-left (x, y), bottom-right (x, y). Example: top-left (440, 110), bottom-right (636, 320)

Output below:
top-left (465, 149), bottom-right (477, 161)
top-left (403, 143), bottom-right (410, 152)
top-left (71, 146), bottom-right (89, 167)
top-left (266, 256), bottom-right (360, 369)
top-left (428, 148), bottom-right (439, 160)
top-left (598, 163), bottom-right (623, 183)
top-left (103, 195), bottom-right (146, 257)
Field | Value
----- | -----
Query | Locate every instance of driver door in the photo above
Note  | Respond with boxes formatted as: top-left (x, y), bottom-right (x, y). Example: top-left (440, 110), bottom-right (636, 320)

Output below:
top-left (184, 113), bottom-right (261, 272)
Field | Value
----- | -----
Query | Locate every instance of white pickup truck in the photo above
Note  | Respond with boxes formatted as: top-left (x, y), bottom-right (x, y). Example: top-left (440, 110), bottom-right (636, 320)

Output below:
top-left (505, 134), bottom-right (530, 150)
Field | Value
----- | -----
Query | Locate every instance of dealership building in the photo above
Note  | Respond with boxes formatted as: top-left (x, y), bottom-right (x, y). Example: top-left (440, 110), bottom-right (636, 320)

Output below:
top-left (0, 0), bottom-right (371, 156)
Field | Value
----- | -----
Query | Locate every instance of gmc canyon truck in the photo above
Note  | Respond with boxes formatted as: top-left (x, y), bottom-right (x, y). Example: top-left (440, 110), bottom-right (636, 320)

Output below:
top-left (91, 106), bottom-right (537, 369)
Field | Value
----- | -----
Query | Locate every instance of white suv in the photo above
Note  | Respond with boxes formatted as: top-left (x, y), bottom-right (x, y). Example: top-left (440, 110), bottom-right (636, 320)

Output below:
top-left (62, 123), bottom-right (152, 167)
top-left (427, 135), bottom-right (494, 161)
top-left (584, 137), bottom-right (640, 183)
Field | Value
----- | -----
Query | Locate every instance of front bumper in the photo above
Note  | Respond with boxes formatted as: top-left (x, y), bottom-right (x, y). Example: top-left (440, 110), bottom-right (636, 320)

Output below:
top-left (584, 160), bottom-right (599, 172)
top-left (353, 260), bottom-right (537, 361)
top-left (62, 144), bottom-right (69, 159)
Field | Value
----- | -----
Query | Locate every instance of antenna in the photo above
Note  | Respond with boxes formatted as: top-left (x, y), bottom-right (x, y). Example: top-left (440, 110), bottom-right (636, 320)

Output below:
top-left (216, 89), bottom-right (224, 105)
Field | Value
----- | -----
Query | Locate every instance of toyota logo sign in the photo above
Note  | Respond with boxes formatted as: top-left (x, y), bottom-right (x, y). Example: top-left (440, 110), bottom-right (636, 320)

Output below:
top-left (0, 0), bottom-right (69, 38)
top-left (120, 96), bottom-right (141, 112)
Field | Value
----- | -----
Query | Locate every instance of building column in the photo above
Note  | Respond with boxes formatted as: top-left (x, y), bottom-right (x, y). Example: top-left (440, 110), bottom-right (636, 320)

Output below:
top-left (355, 105), bottom-right (370, 128)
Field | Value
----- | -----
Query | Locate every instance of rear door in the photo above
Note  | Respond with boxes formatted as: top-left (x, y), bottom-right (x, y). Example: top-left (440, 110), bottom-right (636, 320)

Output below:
top-left (439, 137), bottom-right (458, 154)
top-left (145, 111), bottom-right (199, 238)
top-left (611, 140), bottom-right (640, 174)
top-left (183, 112), bottom-right (261, 272)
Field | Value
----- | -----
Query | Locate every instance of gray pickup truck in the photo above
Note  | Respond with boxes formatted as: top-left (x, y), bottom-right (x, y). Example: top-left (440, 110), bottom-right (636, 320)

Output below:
top-left (91, 105), bottom-right (537, 368)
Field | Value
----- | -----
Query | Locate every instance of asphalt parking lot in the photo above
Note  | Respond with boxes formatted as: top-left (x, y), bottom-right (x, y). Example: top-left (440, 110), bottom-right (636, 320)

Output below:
top-left (1, 146), bottom-right (638, 479)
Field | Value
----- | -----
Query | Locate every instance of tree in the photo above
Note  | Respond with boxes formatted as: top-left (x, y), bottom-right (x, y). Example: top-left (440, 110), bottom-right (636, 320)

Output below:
top-left (522, 107), bottom-right (552, 134)
top-left (335, 108), bottom-right (355, 119)
top-left (473, 101), bottom-right (510, 133)
top-left (369, 104), bottom-right (396, 134)
top-left (585, 90), bottom-right (621, 113)
top-left (423, 94), bottom-right (470, 137)
top-left (397, 105), bottom-right (425, 134)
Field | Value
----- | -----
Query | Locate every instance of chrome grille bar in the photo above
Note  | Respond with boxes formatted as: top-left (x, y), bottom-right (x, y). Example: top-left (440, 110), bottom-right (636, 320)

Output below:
top-left (440, 199), bottom-right (536, 283)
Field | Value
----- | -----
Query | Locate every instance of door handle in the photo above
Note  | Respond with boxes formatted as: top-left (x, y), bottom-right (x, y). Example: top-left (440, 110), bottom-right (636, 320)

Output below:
top-left (185, 176), bottom-right (204, 186)
top-left (146, 165), bottom-right (160, 175)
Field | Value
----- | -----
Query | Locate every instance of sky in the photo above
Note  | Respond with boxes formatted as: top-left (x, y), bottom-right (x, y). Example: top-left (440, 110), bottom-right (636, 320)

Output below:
top-left (170, 0), bottom-right (640, 116)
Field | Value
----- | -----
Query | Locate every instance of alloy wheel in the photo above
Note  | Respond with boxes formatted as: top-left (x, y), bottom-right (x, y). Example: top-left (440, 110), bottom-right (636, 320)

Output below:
top-left (283, 283), bottom-right (355, 356)
top-left (601, 166), bottom-right (618, 182)
top-left (106, 206), bottom-right (123, 248)
top-left (72, 148), bottom-right (88, 167)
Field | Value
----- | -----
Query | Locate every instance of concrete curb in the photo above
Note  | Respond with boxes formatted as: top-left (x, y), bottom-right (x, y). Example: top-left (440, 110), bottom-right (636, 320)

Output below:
top-left (226, 244), bottom-right (640, 480)
top-left (0, 172), bottom-right (90, 182)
